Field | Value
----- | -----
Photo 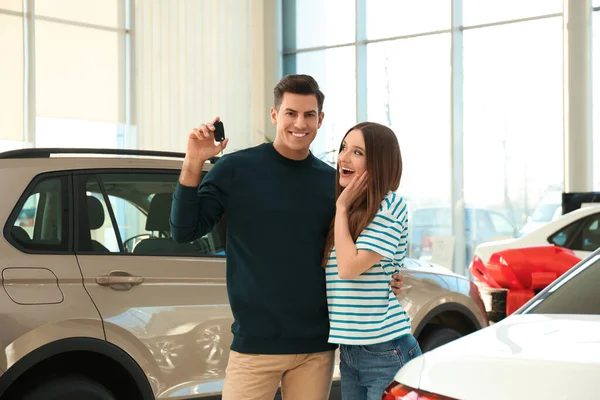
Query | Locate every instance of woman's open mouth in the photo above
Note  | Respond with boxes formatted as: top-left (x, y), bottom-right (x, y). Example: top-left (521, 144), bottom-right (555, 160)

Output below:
top-left (339, 166), bottom-right (355, 177)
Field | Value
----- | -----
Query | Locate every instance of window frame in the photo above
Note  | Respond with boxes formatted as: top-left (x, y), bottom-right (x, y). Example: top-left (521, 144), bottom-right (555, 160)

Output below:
top-left (73, 173), bottom-right (125, 254)
top-left (580, 214), bottom-right (600, 251)
top-left (282, 2), bottom-right (574, 276)
top-left (72, 168), bottom-right (227, 258)
top-left (546, 214), bottom-right (600, 250)
top-left (567, 213), bottom-right (600, 252)
top-left (3, 171), bottom-right (73, 254)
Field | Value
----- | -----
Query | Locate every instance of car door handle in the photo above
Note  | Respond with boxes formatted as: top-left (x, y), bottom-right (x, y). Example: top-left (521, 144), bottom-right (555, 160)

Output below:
top-left (96, 271), bottom-right (144, 290)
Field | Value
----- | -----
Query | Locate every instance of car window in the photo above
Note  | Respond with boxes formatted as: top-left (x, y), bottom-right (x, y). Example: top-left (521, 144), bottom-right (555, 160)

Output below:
top-left (548, 219), bottom-right (584, 247)
top-left (110, 194), bottom-right (150, 252)
top-left (75, 172), bottom-right (226, 256)
top-left (579, 214), bottom-right (600, 252)
top-left (8, 176), bottom-right (69, 252)
top-left (488, 212), bottom-right (515, 235)
top-left (525, 253), bottom-right (600, 315)
top-left (80, 188), bottom-right (120, 253)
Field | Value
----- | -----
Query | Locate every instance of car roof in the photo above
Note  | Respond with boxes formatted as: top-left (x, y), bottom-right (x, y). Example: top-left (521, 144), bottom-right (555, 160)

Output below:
top-left (0, 148), bottom-right (217, 172)
top-left (530, 204), bottom-right (600, 235)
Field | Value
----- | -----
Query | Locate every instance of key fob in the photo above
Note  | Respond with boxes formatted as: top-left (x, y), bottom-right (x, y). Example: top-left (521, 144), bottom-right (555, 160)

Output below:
top-left (213, 121), bottom-right (225, 142)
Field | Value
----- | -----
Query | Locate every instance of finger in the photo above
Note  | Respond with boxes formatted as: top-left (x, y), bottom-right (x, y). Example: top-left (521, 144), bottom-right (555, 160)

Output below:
top-left (355, 177), bottom-right (367, 193)
top-left (349, 171), bottom-right (366, 188)
top-left (392, 272), bottom-right (404, 282)
top-left (205, 118), bottom-right (217, 132)
top-left (389, 278), bottom-right (402, 288)
top-left (220, 138), bottom-right (229, 150)
top-left (191, 128), bottom-right (204, 140)
top-left (346, 173), bottom-right (360, 189)
top-left (356, 173), bottom-right (369, 193)
top-left (348, 173), bottom-right (367, 195)
top-left (199, 124), bottom-right (212, 138)
top-left (212, 116), bottom-right (221, 124)
top-left (358, 171), bottom-right (368, 186)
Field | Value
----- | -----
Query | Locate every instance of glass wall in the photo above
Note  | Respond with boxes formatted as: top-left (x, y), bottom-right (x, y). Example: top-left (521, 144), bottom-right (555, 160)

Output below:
top-left (282, 0), bottom-right (452, 266)
top-left (0, 0), bottom-right (130, 150)
top-left (0, 2), bottom-right (24, 151)
top-left (282, 1), bottom-right (574, 274)
top-left (295, 48), bottom-right (357, 163)
top-left (463, 17), bottom-right (564, 243)
top-left (366, 34), bottom-right (452, 263)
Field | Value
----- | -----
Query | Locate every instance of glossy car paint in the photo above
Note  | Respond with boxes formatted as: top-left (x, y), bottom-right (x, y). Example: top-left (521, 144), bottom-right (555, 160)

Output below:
top-left (394, 314), bottom-right (600, 400)
top-left (0, 156), bottom-right (487, 398)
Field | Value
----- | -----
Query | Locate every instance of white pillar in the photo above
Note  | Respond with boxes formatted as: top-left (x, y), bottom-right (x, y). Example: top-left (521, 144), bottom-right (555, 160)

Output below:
top-left (563, 0), bottom-right (593, 192)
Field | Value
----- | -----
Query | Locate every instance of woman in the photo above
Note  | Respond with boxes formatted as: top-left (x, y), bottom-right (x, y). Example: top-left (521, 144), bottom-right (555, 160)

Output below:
top-left (323, 122), bottom-right (422, 400)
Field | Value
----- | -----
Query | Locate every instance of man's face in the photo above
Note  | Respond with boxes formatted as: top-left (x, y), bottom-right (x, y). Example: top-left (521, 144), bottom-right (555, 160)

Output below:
top-left (270, 93), bottom-right (324, 160)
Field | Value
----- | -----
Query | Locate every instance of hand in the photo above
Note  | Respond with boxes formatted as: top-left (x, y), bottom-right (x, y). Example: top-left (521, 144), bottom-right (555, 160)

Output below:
top-left (336, 172), bottom-right (368, 211)
top-left (185, 116), bottom-right (230, 164)
top-left (390, 272), bottom-right (403, 295)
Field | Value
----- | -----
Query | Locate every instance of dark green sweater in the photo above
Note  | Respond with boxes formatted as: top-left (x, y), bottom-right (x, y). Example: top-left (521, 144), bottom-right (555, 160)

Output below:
top-left (170, 143), bottom-right (337, 354)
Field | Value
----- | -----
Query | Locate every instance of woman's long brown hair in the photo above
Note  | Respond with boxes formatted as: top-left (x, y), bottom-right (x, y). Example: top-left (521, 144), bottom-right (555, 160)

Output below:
top-left (322, 122), bottom-right (403, 266)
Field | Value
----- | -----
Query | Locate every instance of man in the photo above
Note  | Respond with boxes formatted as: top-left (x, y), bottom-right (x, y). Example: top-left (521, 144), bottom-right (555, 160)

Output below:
top-left (170, 74), bottom-right (403, 400)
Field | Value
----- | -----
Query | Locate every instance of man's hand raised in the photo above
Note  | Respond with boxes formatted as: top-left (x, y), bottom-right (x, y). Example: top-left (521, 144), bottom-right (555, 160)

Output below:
top-left (180, 117), bottom-right (230, 187)
top-left (186, 116), bottom-right (229, 163)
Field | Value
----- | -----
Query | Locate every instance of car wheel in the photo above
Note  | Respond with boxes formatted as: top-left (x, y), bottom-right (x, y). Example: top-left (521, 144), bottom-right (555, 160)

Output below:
top-left (21, 375), bottom-right (116, 400)
top-left (419, 326), bottom-right (462, 353)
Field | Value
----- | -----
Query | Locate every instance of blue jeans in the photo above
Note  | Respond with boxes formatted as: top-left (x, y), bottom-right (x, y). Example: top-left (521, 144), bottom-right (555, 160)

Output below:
top-left (339, 334), bottom-right (422, 400)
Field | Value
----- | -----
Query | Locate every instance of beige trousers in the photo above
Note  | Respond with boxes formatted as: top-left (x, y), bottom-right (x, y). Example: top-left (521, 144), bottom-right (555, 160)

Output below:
top-left (222, 350), bottom-right (335, 400)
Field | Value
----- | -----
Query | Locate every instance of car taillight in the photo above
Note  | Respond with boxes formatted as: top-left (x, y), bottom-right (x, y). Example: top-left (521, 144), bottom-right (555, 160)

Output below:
top-left (382, 381), bottom-right (457, 400)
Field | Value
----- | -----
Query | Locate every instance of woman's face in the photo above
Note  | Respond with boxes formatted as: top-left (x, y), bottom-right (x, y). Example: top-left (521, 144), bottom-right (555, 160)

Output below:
top-left (338, 129), bottom-right (367, 188)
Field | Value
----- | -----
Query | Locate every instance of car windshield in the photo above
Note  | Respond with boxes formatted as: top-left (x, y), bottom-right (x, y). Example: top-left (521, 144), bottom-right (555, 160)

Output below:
top-left (522, 252), bottom-right (600, 315)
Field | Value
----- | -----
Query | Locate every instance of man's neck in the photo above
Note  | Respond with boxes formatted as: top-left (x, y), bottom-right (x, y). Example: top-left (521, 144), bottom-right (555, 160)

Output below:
top-left (272, 141), bottom-right (310, 161)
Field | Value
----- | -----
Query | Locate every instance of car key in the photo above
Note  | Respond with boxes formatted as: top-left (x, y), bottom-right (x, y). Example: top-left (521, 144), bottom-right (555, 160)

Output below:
top-left (213, 121), bottom-right (225, 155)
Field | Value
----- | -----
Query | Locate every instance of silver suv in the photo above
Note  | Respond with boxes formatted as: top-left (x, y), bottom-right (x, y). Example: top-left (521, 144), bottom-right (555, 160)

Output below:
top-left (0, 148), bottom-right (488, 400)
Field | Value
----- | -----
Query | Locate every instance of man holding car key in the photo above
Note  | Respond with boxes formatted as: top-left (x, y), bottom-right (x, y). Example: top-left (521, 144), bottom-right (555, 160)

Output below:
top-left (170, 74), bottom-right (404, 400)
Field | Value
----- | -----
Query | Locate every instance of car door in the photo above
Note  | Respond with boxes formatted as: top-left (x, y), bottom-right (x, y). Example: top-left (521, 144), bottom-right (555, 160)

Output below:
top-left (72, 169), bottom-right (232, 399)
top-left (1, 173), bottom-right (104, 370)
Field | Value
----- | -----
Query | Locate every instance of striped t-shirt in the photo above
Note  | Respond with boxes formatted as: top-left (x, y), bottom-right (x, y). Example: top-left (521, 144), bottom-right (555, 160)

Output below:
top-left (326, 191), bottom-right (411, 345)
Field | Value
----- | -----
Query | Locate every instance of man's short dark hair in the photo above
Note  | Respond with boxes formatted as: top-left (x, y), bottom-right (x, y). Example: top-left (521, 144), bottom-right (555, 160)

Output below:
top-left (273, 74), bottom-right (325, 113)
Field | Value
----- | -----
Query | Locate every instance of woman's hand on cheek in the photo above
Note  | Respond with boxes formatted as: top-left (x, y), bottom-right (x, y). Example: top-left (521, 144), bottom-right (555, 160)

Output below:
top-left (336, 171), bottom-right (368, 212)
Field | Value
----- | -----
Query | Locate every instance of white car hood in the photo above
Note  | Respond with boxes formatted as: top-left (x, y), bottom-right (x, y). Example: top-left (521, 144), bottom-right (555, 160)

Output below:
top-left (395, 314), bottom-right (600, 400)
